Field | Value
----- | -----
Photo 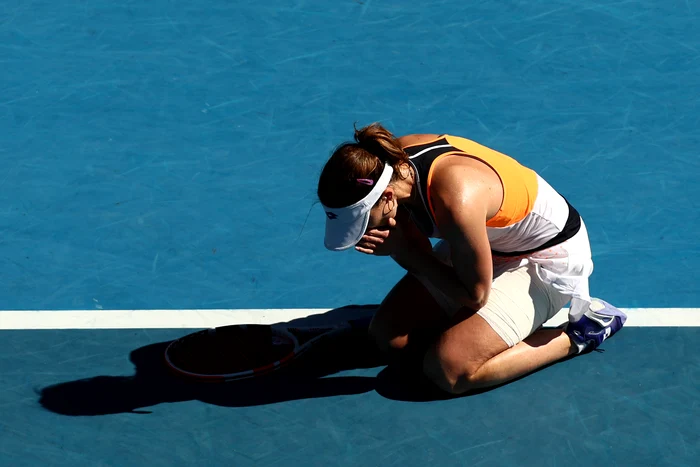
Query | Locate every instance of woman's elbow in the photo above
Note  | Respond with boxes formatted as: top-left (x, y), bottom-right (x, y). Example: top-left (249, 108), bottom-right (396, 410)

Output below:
top-left (468, 283), bottom-right (490, 310)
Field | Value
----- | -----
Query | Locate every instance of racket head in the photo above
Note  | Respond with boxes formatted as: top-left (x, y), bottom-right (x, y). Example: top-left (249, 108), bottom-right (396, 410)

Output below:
top-left (164, 324), bottom-right (300, 382)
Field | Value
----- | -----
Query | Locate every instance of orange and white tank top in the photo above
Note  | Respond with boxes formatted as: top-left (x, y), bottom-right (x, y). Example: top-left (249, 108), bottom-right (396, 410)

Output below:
top-left (402, 135), bottom-right (581, 256)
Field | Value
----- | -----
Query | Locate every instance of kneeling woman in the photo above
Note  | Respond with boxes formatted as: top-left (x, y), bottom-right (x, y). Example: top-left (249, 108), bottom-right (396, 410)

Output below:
top-left (317, 123), bottom-right (626, 395)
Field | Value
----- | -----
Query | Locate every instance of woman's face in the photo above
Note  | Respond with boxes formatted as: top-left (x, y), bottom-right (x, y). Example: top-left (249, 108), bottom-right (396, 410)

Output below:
top-left (366, 189), bottom-right (398, 232)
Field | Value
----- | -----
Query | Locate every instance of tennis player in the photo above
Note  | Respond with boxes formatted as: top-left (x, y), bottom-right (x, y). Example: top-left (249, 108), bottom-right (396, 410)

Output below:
top-left (317, 123), bottom-right (627, 394)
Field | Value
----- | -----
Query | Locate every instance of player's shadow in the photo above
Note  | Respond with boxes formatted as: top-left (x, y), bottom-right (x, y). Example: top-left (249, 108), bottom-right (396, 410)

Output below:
top-left (37, 304), bottom-right (456, 416)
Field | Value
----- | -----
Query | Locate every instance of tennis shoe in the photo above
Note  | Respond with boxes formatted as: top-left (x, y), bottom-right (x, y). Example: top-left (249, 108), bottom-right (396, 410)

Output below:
top-left (566, 298), bottom-right (627, 353)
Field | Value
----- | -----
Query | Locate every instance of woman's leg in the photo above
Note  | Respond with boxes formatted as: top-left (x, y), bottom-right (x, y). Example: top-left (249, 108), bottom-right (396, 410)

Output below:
top-left (423, 313), bottom-right (576, 394)
top-left (423, 264), bottom-right (576, 394)
top-left (369, 272), bottom-right (450, 369)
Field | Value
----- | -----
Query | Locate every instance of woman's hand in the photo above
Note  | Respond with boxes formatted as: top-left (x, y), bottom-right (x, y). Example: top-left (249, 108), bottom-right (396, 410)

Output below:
top-left (355, 217), bottom-right (400, 256)
top-left (355, 214), bottom-right (432, 257)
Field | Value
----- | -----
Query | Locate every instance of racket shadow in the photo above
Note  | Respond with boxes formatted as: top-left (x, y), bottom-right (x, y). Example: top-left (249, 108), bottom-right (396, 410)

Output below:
top-left (37, 305), bottom-right (388, 416)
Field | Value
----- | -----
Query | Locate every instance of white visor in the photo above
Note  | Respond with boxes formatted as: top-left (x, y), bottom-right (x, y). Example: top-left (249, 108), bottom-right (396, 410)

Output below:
top-left (322, 163), bottom-right (394, 251)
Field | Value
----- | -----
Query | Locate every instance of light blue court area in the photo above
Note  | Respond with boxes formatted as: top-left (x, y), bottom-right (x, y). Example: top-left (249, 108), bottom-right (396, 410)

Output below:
top-left (1, 0), bottom-right (700, 465)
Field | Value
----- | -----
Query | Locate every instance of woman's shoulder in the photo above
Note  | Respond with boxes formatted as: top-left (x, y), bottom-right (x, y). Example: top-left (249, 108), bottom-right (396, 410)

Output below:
top-left (396, 133), bottom-right (444, 149)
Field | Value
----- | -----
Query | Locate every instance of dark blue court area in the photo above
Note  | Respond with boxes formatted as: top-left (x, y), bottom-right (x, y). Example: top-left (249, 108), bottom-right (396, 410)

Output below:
top-left (1, 1), bottom-right (699, 465)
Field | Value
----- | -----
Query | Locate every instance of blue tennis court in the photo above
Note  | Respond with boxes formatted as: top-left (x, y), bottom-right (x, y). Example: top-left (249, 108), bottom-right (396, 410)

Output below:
top-left (1, 0), bottom-right (699, 465)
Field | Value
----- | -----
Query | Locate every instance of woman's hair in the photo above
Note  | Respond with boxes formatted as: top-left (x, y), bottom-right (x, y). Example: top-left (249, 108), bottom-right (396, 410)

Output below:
top-left (317, 123), bottom-right (409, 208)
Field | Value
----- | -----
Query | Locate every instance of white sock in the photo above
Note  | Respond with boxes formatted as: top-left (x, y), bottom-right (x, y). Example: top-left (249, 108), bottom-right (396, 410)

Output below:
top-left (568, 297), bottom-right (591, 323)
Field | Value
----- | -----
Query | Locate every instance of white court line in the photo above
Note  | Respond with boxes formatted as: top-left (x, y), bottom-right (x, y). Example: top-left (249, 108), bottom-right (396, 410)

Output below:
top-left (0, 308), bottom-right (698, 330)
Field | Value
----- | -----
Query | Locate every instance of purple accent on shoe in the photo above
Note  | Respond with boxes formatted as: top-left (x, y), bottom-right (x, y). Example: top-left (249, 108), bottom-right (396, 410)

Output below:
top-left (566, 299), bottom-right (627, 352)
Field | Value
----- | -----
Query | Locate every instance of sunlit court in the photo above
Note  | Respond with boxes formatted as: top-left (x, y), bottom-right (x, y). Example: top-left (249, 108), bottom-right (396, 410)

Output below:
top-left (1, 1), bottom-right (699, 465)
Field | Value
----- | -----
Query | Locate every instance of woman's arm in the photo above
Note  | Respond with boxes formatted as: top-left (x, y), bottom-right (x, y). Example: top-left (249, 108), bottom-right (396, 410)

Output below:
top-left (394, 168), bottom-right (494, 310)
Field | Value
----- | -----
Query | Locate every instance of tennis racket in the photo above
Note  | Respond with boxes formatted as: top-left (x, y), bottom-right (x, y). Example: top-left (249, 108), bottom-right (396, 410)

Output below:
top-left (164, 315), bottom-right (373, 382)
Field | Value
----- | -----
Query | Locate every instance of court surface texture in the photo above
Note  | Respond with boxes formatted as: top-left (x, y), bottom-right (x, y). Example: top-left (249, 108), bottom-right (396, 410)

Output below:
top-left (1, 1), bottom-right (699, 465)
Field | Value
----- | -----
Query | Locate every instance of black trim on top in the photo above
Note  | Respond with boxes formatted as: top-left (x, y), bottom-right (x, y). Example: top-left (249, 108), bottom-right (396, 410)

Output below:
top-left (403, 137), bottom-right (583, 257)
top-left (403, 138), bottom-right (455, 238)
top-left (491, 198), bottom-right (581, 257)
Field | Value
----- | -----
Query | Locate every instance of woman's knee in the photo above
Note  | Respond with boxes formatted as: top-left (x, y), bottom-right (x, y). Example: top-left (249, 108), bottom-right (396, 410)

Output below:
top-left (368, 316), bottom-right (410, 354)
top-left (369, 273), bottom-right (446, 356)
top-left (422, 340), bottom-right (477, 395)
top-left (422, 314), bottom-right (509, 395)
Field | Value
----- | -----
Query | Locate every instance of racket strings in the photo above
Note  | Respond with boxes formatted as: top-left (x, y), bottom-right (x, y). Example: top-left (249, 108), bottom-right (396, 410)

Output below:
top-left (167, 325), bottom-right (296, 376)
